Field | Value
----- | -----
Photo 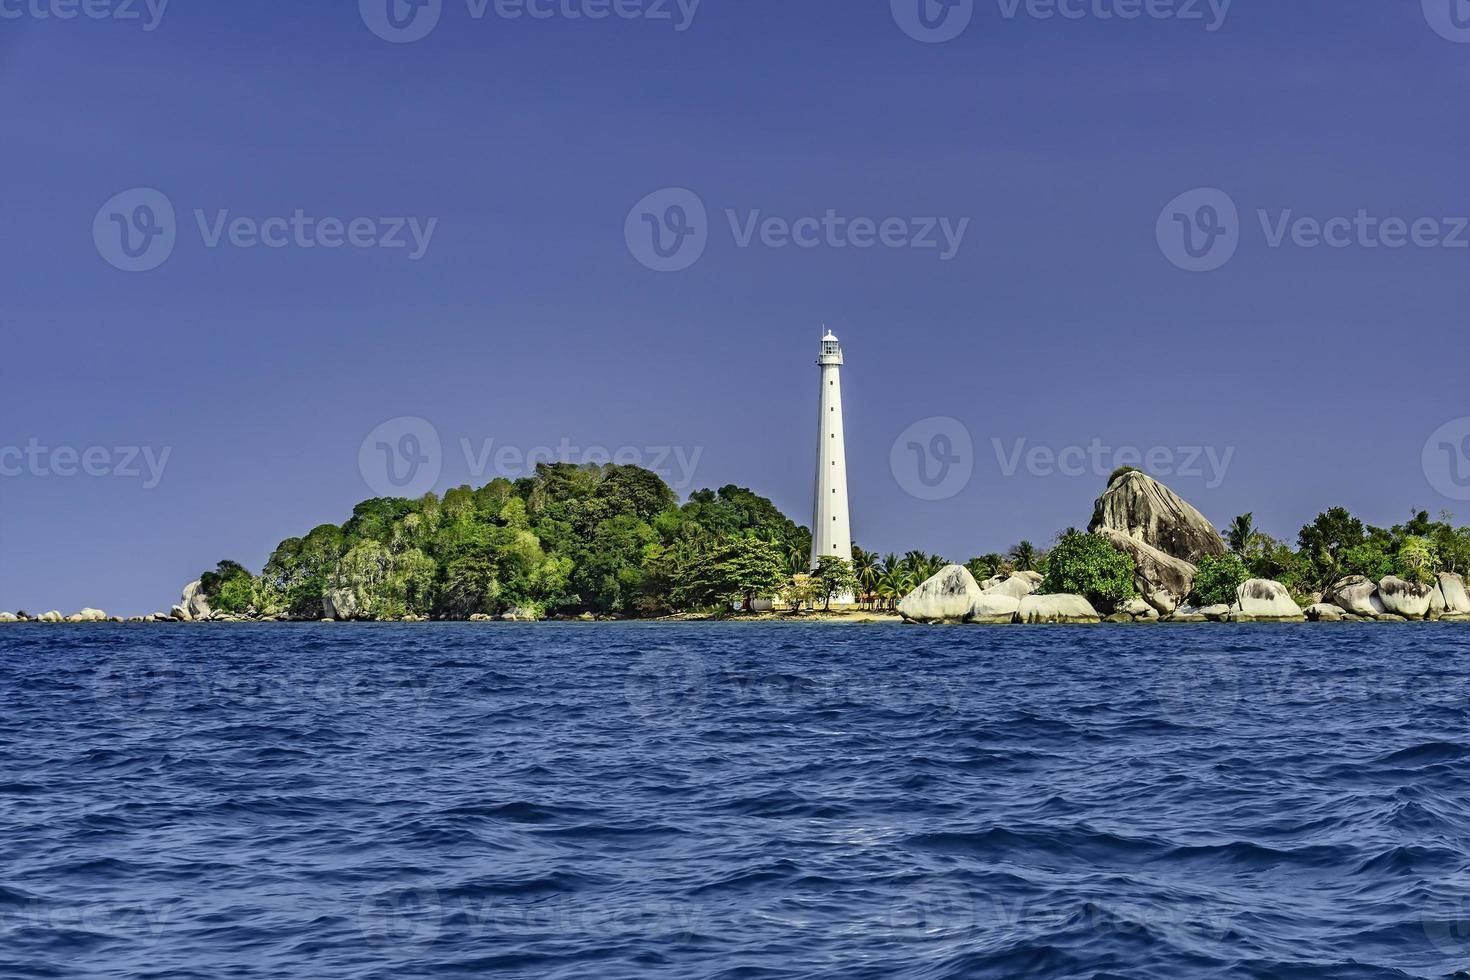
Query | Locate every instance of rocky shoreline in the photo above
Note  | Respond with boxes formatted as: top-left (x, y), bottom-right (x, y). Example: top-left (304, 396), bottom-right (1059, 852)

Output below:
top-left (7, 471), bottom-right (1468, 628)
top-left (899, 471), bottom-right (1470, 625)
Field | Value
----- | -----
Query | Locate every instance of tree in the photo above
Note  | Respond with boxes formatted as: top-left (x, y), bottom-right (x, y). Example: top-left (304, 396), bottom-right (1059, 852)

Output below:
top-left (1297, 507), bottom-right (1367, 588)
top-left (1339, 541), bottom-right (1394, 582)
top-left (852, 546), bottom-right (879, 607)
top-left (1397, 536), bottom-right (1440, 586)
top-left (1226, 514), bottom-right (1256, 555)
top-left (1040, 531), bottom-right (1136, 609)
top-left (1009, 540), bottom-right (1039, 572)
top-left (672, 536), bottom-right (785, 611)
top-left (1191, 553), bottom-right (1250, 607)
top-left (966, 553), bottom-right (1006, 582)
top-left (812, 556), bottom-right (859, 611)
top-left (199, 560), bottom-right (256, 614)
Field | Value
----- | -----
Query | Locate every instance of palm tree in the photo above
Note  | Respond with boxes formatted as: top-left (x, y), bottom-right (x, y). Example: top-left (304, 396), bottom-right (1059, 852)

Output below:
top-left (878, 568), bottom-right (908, 611)
top-left (851, 546), bottom-right (878, 608)
top-left (1227, 513), bottom-right (1256, 555)
top-left (1009, 540), bottom-right (1038, 572)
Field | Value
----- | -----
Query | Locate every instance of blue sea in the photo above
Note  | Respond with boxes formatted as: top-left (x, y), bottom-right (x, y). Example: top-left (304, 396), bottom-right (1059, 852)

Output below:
top-left (4, 624), bottom-right (1470, 979)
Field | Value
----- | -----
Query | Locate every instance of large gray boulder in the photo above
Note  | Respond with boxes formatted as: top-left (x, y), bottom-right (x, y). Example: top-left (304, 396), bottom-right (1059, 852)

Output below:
top-left (1304, 603), bottom-right (1345, 622)
top-left (182, 580), bottom-right (212, 621)
top-left (985, 571), bottom-right (1043, 600)
top-left (323, 589), bottom-right (361, 621)
top-left (1324, 576), bottom-right (1385, 617)
top-left (1017, 594), bottom-right (1100, 624)
top-left (1434, 573), bottom-right (1470, 615)
top-left (1233, 579), bottom-right (1304, 620)
top-left (1378, 576), bottom-right (1433, 619)
top-left (75, 608), bottom-right (107, 623)
top-left (899, 565), bottom-right (982, 624)
top-left (1093, 527), bottom-right (1197, 615)
top-left (0, 612), bottom-right (17, 623)
top-left (967, 593), bottom-right (1021, 624)
top-left (1089, 470), bottom-right (1227, 563)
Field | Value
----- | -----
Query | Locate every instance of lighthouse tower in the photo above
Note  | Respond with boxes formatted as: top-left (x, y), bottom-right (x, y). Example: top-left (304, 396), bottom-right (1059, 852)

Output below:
top-left (811, 330), bottom-right (854, 602)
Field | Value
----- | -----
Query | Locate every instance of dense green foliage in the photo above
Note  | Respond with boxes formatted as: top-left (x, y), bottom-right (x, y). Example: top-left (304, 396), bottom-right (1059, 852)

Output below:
top-left (1229, 507), bottom-right (1470, 597)
top-left (191, 462), bottom-right (1470, 621)
top-left (1191, 553), bottom-right (1250, 607)
top-left (204, 465), bottom-right (813, 620)
top-left (1041, 530), bottom-right (1137, 607)
top-left (199, 560), bottom-right (255, 614)
top-left (812, 555), bottom-right (860, 610)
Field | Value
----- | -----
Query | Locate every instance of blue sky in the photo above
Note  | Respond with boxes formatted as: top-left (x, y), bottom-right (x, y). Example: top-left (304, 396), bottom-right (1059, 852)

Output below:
top-left (3, 1), bottom-right (1470, 614)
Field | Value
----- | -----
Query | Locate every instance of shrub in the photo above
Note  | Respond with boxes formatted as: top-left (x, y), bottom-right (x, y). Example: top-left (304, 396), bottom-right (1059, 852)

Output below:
top-left (1339, 541), bottom-right (1394, 582)
top-left (1396, 536), bottom-right (1440, 586)
top-left (1041, 531), bottom-right (1136, 608)
top-left (1191, 553), bottom-right (1250, 607)
top-left (1108, 466), bottom-right (1140, 485)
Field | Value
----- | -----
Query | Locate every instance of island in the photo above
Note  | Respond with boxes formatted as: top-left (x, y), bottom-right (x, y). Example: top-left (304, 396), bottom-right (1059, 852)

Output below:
top-left (3, 464), bottom-right (1468, 625)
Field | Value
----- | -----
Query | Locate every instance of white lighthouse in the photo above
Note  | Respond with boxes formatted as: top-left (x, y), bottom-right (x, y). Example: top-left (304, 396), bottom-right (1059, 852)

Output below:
top-left (811, 330), bottom-right (854, 602)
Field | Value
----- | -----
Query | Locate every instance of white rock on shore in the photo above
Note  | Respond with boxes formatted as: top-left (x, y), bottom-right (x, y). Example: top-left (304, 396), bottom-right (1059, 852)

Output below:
top-left (1377, 576), bottom-right (1433, 619)
top-left (1304, 603), bottom-right (1345, 622)
top-left (182, 581), bottom-right (213, 621)
top-left (899, 565), bottom-right (982, 624)
top-left (1434, 573), bottom-right (1470, 615)
top-left (968, 593), bottom-right (1021, 624)
top-left (984, 571), bottom-right (1043, 600)
top-left (1017, 594), bottom-right (1100, 624)
top-left (1323, 576), bottom-right (1386, 617)
top-left (1232, 580), bottom-right (1304, 620)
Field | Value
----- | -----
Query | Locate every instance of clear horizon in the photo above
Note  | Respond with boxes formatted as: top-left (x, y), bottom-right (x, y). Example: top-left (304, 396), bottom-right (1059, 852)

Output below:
top-left (4, 1), bottom-right (1470, 615)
